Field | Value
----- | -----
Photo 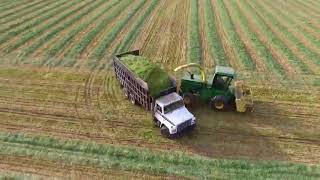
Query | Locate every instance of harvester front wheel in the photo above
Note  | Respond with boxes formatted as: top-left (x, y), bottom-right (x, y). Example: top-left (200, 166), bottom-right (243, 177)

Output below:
top-left (183, 93), bottom-right (193, 106)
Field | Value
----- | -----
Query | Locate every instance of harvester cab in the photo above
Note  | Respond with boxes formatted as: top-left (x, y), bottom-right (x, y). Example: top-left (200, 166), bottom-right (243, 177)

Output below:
top-left (174, 63), bottom-right (253, 112)
top-left (210, 66), bottom-right (235, 91)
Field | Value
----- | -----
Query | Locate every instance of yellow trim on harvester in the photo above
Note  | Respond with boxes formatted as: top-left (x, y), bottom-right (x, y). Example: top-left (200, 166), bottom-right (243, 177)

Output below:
top-left (174, 63), bottom-right (207, 83)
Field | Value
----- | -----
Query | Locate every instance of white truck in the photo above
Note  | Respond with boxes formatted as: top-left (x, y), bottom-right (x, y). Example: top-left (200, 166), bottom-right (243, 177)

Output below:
top-left (112, 50), bottom-right (196, 138)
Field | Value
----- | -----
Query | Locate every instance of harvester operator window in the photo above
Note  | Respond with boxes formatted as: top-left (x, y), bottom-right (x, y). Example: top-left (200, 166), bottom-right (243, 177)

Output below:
top-left (212, 75), bottom-right (231, 90)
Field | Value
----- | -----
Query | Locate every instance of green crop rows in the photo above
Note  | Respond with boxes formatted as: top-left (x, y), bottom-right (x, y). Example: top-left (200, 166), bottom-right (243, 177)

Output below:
top-left (0, 0), bottom-right (31, 12)
top-left (0, 0), bottom-right (43, 20)
top-left (89, 0), bottom-right (147, 65)
top-left (113, 0), bottom-right (159, 55)
top-left (261, 0), bottom-right (320, 67)
top-left (287, 1), bottom-right (320, 35)
top-left (64, 0), bottom-right (133, 60)
top-left (3, 0), bottom-right (93, 54)
top-left (0, 133), bottom-right (319, 179)
top-left (44, 0), bottom-right (121, 63)
top-left (0, 0), bottom-right (54, 26)
top-left (19, 0), bottom-right (107, 58)
top-left (248, 0), bottom-right (312, 74)
top-left (240, 1), bottom-right (309, 74)
top-left (216, 0), bottom-right (254, 70)
top-left (227, 0), bottom-right (286, 79)
top-left (0, 0), bottom-right (80, 46)
top-left (0, 0), bottom-right (69, 35)
top-left (187, 0), bottom-right (201, 64)
top-left (203, 0), bottom-right (227, 66)
top-left (264, 0), bottom-right (320, 50)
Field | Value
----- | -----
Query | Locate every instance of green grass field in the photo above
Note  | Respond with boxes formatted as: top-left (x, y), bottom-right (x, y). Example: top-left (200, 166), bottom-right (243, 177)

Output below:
top-left (0, 0), bottom-right (319, 178)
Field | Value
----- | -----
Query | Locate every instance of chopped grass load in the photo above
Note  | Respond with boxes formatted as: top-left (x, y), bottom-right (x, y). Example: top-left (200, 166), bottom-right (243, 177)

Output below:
top-left (121, 55), bottom-right (171, 96)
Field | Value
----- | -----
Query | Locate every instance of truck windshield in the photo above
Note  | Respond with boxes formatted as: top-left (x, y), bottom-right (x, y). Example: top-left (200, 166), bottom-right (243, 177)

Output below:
top-left (164, 100), bottom-right (184, 114)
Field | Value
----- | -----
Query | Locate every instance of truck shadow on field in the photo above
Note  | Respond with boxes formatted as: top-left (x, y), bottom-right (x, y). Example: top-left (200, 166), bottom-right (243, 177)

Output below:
top-left (174, 101), bottom-right (294, 162)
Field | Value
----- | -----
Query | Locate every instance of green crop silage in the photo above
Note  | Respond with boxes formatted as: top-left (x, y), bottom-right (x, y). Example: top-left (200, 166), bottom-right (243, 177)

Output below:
top-left (121, 55), bottom-right (171, 96)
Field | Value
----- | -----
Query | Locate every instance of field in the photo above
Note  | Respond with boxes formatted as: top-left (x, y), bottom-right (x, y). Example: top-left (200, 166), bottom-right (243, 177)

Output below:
top-left (0, 0), bottom-right (320, 179)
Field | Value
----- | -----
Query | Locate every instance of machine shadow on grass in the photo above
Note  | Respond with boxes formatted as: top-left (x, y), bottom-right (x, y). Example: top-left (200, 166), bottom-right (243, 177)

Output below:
top-left (173, 101), bottom-right (292, 162)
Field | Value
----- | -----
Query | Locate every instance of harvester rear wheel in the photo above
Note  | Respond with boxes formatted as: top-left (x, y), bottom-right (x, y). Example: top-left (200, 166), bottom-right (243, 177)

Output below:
top-left (211, 96), bottom-right (226, 110)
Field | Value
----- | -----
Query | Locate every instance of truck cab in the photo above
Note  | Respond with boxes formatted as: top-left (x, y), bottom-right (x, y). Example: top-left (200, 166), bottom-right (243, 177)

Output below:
top-left (153, 92), bottom-right (196, 137)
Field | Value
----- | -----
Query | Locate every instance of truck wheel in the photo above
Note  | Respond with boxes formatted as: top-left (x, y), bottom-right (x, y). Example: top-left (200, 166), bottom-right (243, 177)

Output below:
top-left (211, 96), bottom-right (226, 110)
top-left (183, 93), bottom-right (193, 106)
top-left (160, 126), bottom-right (170, 138)
top-left (153, 117), bottom-right (160, 127)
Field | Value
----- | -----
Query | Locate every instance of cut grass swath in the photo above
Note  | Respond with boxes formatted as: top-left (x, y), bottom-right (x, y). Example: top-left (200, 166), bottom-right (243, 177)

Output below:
top-left (90, 0), bottom-right (148, 58)
top-left (228, 0), bottom-right (286, 79)
top-left (0, 0), bottom-right (44, 20)
top-left (241, 0), bottom-right (311, 74)
top-left (203, 0), bottom-right (227, 66)
top-left (0, 133), bottom-right (320, 179)
top-left (261, 0), bottom-right (320, 67)
top-left (0, 0), bottom-right (30, 12)
top-left (0, 0), bottom-right (69, 35)
top-left (187, 0), bottom-right (201, 64)
top-left (0, 0), bottom-right (80, 45)
top-left (87, 0), bottom-right (148, 69)
top-left (264, 0), bottom-right (320, 50)
top-left (276, 0), bottom-right (320, 40)
top-left (295, 0), bottom-right (320, 15)
top-left (44, 0), bottom-right (120, 60)
top-left (248, 0), bottom-right (313, 73)
top-left (113, 0), bottom-right (159, 54)
top-left (19, 0), bottom-right (108, 58)
top-left (3, 0), bottom-right (93, 54)
top-left (65, 0), bottom-right (133, 59)
top-left (0, 0), bottom-right (55, 26)
top-left (216, 0), bottom-right (254, 70)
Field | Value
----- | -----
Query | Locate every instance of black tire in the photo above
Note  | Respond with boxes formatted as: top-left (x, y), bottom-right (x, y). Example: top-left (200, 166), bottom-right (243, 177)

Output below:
top-left (189, 124), bottom-right (196, 131)
top-left (183, 93), bottom-right (193, 106)
top-left (153, 117), bottom-right (160, 127)
top-left (160, 126), bottom-right (170, 138)
top-left (210, 96), bottom-right (226, 110)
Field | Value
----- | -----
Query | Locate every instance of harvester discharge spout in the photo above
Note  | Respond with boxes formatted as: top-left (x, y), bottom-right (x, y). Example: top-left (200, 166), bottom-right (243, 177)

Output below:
top-left (174, 63), bottom-right (206, 83)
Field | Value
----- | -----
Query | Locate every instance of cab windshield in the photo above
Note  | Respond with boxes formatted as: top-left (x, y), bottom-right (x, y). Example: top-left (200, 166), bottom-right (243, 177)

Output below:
top-left (164, 100), bottom-right (184, 114)
top-left (212, 75), bottom-right (233, 90)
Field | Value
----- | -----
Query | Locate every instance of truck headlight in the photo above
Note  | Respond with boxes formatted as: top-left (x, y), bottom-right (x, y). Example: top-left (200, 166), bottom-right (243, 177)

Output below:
top-left (171, 126), bottom-right (177, 133)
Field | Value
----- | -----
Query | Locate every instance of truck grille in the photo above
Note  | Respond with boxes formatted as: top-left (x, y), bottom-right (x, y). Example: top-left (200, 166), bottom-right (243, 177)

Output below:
top-left (177, 119), bottom-right (191, 132)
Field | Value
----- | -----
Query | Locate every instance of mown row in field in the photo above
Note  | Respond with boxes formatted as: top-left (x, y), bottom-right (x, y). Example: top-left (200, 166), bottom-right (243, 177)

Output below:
top-left (0, 0), bottom-right (319, 177)
top-left (1, 132), bottom-right (320, 179)
top-left (0, 0), bottom-right (319, 83)
top-left (0, 65), bottom-right (319, 163)
top-left (189, 0), bottom-right (320, 85)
